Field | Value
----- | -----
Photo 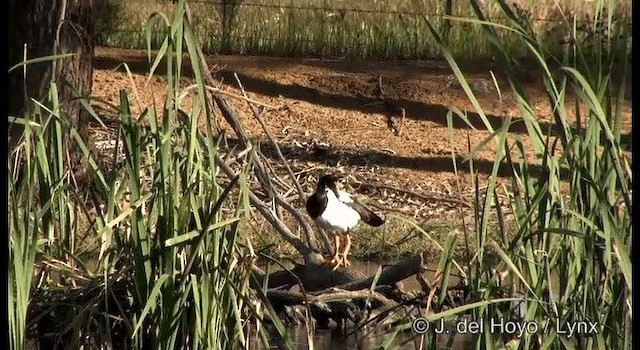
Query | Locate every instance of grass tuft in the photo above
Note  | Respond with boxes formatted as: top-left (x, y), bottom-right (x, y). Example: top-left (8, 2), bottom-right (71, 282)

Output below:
top-left (382, 0), bottom-right (631, 348)
top-left (9, 0), bottom-right (294, 348)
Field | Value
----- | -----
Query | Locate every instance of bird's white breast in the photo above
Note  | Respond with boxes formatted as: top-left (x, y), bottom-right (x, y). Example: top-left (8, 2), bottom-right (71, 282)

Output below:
top-left (315, 189), bottom-right (361, 233)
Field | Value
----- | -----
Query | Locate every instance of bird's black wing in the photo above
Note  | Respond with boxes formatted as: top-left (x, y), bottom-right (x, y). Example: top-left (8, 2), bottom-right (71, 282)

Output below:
top-left (346, 199), bottom-right (384, 227)
top-left (305, 191), bottom-right (327, 220)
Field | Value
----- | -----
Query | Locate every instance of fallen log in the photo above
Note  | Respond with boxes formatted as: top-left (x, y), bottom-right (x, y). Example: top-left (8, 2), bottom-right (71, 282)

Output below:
top-left (317, 253), bottom-right (426, 293)
top-left (265, 288), bottom-right (397, 329)
top-left (266, 288), bottom-right (396, 309)
top-left (251, 252), bottom-right (429, 305)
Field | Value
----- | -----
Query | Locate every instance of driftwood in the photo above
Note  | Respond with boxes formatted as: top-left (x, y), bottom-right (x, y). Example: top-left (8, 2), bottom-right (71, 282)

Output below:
top-left (247, 252), bottom-right (456, 327)
top-left (266, 288), bottom-right (396, 327)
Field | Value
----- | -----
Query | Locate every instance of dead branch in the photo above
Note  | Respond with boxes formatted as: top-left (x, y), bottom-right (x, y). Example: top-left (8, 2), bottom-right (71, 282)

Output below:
top-left (182, 20), bottom-right (334, 260)
top-left (213, 95), bottom-right (320, 252)
top-left (256, 150), bottom-right (292, 191)
top-left (177, 84), bottom-right (283, 111)
top-left (233, 72), bottom-right (306, 202)
top-left (352, 181), bottom-right (472, 208)
top-left (253, 251), bottom-right (426, 296)
top-left (206, 85), bottom-right (281, 110)
top-left (266, 289), bottom-right (395, 309)
top-left (174, 95), bottom-right (323, 264)
top-left (317, 252), bottom-right (426, 293)
top-left (218, 154), bottom-right (324, 264)
top-left (397, 107), bottom-right (406, 136)
top-left (232, 73), bottom-right (321, 251)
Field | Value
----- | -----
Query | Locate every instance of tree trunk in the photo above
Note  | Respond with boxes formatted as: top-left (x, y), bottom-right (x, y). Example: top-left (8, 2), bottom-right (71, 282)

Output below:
top-left (8, 0), bottom-right (96, 147)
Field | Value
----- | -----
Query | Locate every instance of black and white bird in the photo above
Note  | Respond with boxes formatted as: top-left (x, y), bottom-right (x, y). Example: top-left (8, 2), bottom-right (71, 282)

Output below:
top-left (306, 174), bottom-right (385, 269)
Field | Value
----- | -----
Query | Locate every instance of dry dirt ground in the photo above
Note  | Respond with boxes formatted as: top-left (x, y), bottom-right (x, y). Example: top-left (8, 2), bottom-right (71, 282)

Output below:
top-left (91, 47), bottom-right (632, 235)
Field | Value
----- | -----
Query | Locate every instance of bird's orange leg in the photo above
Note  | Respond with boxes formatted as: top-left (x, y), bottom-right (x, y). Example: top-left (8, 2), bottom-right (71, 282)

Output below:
top-left (330, 233), bottom-right (343, 269)
top-left (342, 232), bottom-right (352, 267)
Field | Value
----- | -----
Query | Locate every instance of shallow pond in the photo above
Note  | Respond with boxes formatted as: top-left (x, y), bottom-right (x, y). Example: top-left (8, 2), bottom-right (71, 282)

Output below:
top-left (252, 259), bottom-right (474, 349)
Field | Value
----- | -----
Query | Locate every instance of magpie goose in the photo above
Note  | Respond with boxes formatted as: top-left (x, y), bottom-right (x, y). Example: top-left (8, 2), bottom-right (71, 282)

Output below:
top-left (306, 174), bottom-right (385, 269)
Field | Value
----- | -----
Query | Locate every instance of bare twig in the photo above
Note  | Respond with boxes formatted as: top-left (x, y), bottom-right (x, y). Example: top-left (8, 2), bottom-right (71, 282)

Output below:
top-left (221, 144), bottom-right (252, 165)
top-left (266, 289), bottom-right (395, 309)
top-left (207, 85), bottom-right (282, 110)
top-left (233, 72), bottom-right (327, 253)
top-left (257, 149), bottom-right (294, 191)
top-left (366, 202), bottom-right (413, 215)
top-left (177, 84), bottom-right (283, 111)
top-left (352, 181), bottom-right (472, 208)
top-left (215, 95), bottom-right (321, 253)
top-left (233, 73), bottom-right (308, 205)
top-left (216, 153), bottom-right (323, 265)
top-left (170, 15), bottom-right (324, 264)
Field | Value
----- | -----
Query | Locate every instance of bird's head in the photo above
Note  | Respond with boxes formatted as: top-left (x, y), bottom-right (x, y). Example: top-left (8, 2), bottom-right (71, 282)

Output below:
top-left (316, 173), bottom-right (341, 192)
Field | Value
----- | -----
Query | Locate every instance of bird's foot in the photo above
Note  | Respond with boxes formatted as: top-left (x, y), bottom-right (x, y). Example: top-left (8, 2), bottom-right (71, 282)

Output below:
top-left (341, 255), bottom-right (351, 267)
top-left (330, 255), bottom-right (343, 270)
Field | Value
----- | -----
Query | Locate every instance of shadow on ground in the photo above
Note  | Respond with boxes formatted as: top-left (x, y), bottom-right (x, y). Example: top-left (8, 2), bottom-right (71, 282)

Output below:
top-left (93, 54), bottom-right (631, 149)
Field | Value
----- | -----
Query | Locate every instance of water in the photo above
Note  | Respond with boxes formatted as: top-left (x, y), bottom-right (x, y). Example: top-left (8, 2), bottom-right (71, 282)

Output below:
top-left (351, 260), bottom-right (461, 287)
top-left (251, 260), bottom-right (473, 349)
top-left (275, 323), bottom-right (474, 350)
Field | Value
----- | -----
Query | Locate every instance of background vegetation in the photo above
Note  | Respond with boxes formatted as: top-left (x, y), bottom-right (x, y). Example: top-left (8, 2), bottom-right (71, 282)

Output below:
top-left (385, 1), bottom-right (632, 348)
top-left (9, 0), bottom-right (631, 349)
top-left (96, 0), bottom-right (631, 60)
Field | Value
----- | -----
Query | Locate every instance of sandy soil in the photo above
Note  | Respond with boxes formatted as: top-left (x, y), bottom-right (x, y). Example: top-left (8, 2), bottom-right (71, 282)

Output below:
top-left (90, 47), bottom-right (632, 223)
